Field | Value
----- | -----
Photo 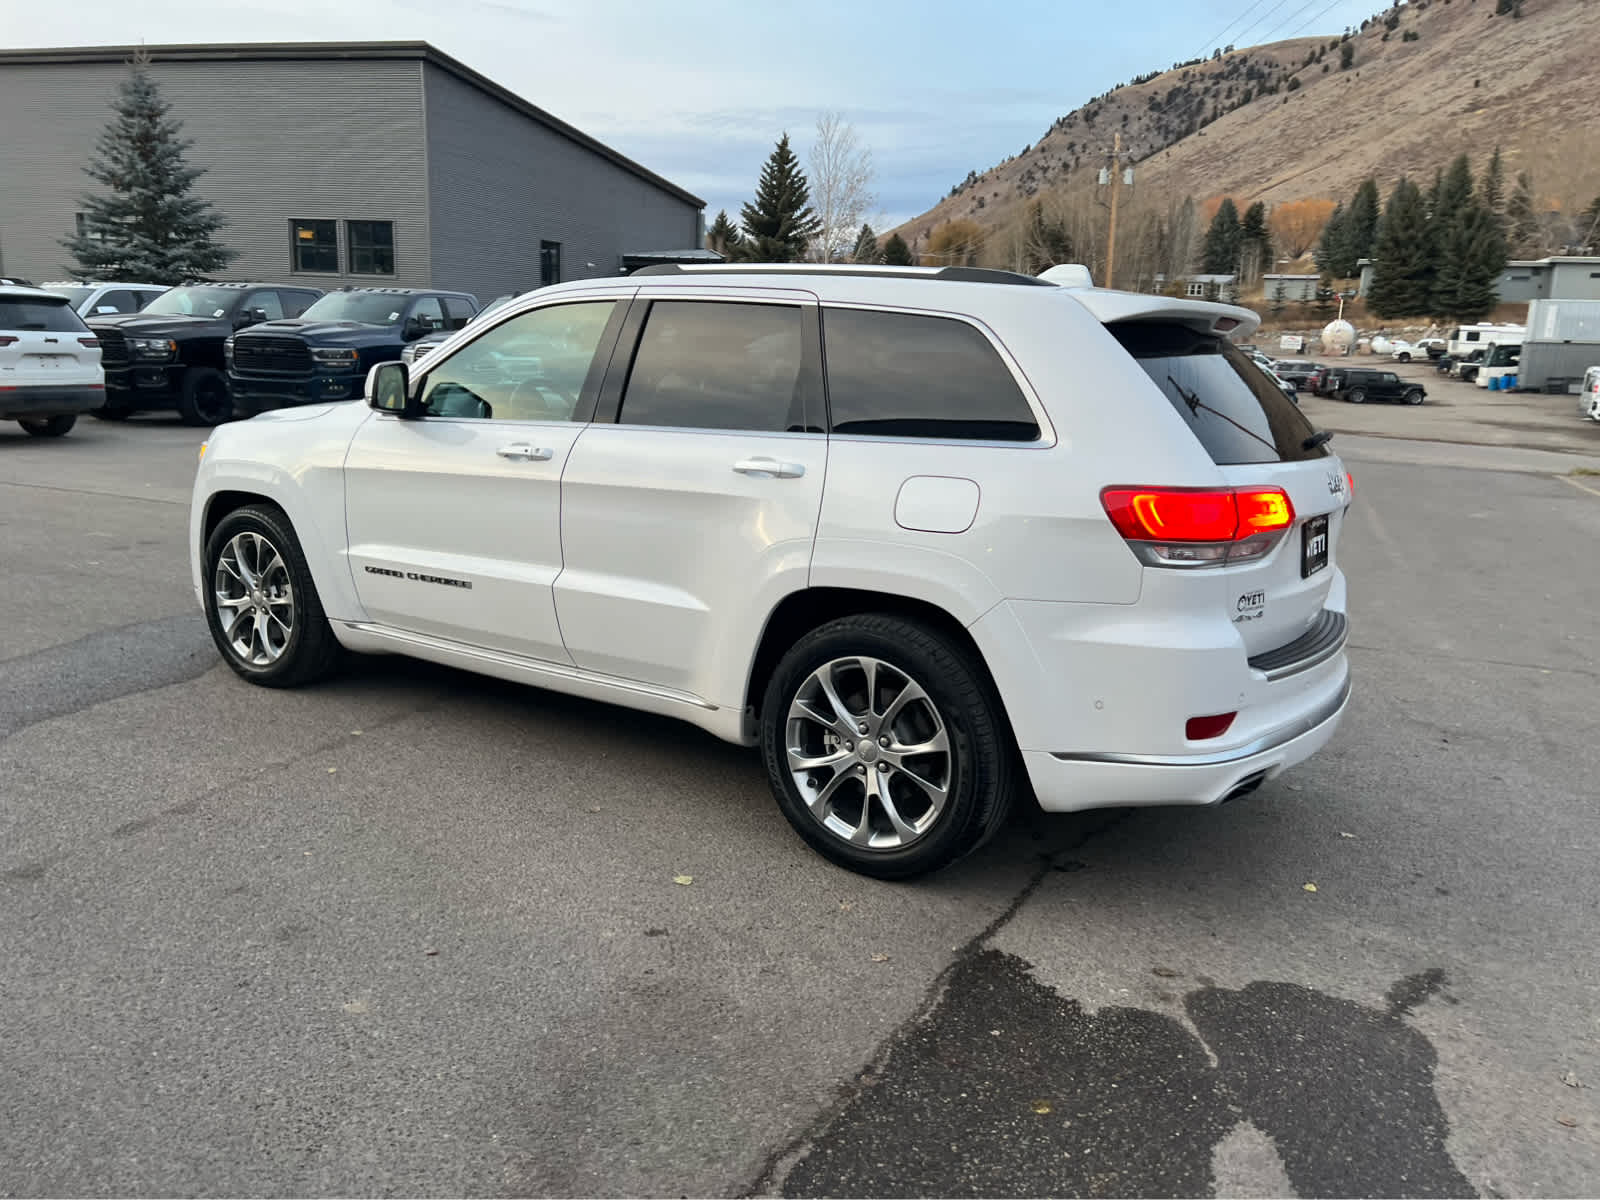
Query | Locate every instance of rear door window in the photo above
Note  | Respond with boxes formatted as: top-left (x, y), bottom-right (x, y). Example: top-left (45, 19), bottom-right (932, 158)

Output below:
top-left (0, 296), bottom-right (88, 333)
top-left (618, 301), bottom-right (805, 433)
top-left (1108, 320), bottom-right (1326, 464)
top-left (822, 307), bottom-right (1039, 440)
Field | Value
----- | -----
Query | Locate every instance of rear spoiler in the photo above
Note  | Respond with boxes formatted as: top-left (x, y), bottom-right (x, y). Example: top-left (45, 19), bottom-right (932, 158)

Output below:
top-left (1036, 264), bottom-right (1261, 339)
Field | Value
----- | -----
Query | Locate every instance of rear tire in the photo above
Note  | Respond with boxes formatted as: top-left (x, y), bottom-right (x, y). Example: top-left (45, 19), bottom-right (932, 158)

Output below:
top-left (1404, 389), bottom-right (1424, 405)
top-left (19, 415), bottom-right (77, 437)
top-left (760, 614), bottom-right (1015, 880)
top-left (1398, 352), bottom-right (1411, 363)
top-left (1347, 388), bottom-right (1366, 404)
top-left (178, 367), bottom-right (233, 426)
top-left (203, 504), bottom-right (342, 688)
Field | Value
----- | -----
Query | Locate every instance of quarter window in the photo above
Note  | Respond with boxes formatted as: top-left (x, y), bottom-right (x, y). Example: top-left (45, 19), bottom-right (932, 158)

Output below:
top-left (540, 241), bottom-right (561, 287)
top-left (291, 220), bottom-right (338, 273)
top-left (619, 301), bottom-right (804, 433)
top-left (821, 308), bottom-right (1039, 441)
top-left (420, 300), bottom-right (618, 422)
top-left (348, 221), bottom-right (396, 275)
top-left (243, 291), bottom-right (285, 321)
top-left (442, 296), bottom-right (476, 330)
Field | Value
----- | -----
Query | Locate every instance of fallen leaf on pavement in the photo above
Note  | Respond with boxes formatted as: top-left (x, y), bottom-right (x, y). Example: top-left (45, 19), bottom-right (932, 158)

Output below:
top-left (1151, 966), bottom-right (1181, 978)
top-left (326, 767), bottom-right (338, 774)
top-left (1302, 882), bottom-right (1319, 892)
top-left (870, 953), bottom-right (890, 963)
top-left (1339, 831), bottom-right (1356, 839)
top-left (1561, 1071), bottom-right (1582, 1088)
top-left (1031, 1099), bottom-right (1053, 1114)
top-left (424, 948), bottom-right (439, 957)
top-left (672, 875), bottom-right (693, 886)
top-left (1556, 1116), bottom-right (1578, 1128)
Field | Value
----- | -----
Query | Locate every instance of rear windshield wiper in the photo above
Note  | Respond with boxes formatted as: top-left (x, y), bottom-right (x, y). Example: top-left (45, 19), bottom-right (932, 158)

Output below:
top-left (1168, 374), bottom-right (1279, 457)
top-left (1302, 430), bottom-right (1334, 451)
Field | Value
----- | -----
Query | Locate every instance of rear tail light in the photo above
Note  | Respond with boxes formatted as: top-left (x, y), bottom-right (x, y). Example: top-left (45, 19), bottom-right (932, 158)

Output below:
top-left (0, 335), bottom-right (16, 347)
top-left (1345, 471), bottom-right (1354, 500)
top-left (78, 337), bottom-right (100, 348)
top-left (1100, 486), bottom-right (1296, 568)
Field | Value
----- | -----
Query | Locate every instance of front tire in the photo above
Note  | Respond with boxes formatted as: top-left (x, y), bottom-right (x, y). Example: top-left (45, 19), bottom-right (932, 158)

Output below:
top-left (1404, 389), bottom-right (1424, 405)
top-left (203, 504), bottom-right (341, 687)
top-left (1347, 388), bottom-right (1366, 404)
top-left (1398, 352), bottom-right (1411, 363)
top-left (19, 415), bottom-right (77, 437)
top-left (178, 367), bottom-right (233, 426)
top-left (760, 614), bottom-right (1015, 879)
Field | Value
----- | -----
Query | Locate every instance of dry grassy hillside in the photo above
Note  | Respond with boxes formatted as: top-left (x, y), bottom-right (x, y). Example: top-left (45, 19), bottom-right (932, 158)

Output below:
top-left (896, 0), bottom-right (1600, 265)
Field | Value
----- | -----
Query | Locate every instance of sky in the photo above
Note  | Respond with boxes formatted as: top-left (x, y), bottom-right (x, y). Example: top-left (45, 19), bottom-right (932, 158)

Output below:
top-left (6, 0), bottom-right (1387, 228)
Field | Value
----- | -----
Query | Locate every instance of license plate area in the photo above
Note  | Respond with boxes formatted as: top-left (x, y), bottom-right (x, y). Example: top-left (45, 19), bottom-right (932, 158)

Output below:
top-left (1301, 514), bottom-right (1329, 578)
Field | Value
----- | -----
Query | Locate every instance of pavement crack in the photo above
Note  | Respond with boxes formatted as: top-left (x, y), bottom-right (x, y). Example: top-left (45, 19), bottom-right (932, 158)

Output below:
top-left (0, 478), bottom-right (188, 506)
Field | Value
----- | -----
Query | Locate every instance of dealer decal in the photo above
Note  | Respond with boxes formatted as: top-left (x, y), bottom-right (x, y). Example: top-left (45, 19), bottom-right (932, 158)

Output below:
top-left (364, 565), bottom-right (472, 590)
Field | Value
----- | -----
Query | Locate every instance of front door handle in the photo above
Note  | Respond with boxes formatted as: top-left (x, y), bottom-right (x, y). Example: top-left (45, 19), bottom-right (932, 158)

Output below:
top-left (497, 444), bottom-right (555, 462)
top-left (733, 457), bottom-right (805, 479)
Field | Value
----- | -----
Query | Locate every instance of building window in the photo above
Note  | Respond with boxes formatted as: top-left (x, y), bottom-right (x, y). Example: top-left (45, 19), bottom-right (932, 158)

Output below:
top-left (347, 221), bottom-right (396, 275)
top-left (291, 220), bottom-right (338, 273)
top-left (1186, 282), bottom-right (1206, 298)
top-left (540, 240), bottom-right (561, 287)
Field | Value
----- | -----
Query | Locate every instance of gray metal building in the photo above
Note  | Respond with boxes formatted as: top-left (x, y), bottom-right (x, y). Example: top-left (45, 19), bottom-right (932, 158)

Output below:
top-left (0, 42), bottom-right (705, 301)
top-left (1493, 257), bottom-right (1600, 304)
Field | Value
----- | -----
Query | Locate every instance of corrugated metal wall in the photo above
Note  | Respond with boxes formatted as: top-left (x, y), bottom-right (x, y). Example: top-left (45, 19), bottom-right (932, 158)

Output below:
top-left (0, 58), bottom-right (430, 289)
top-left (423, 64), bottom-right (701, 299)
top-left (1517, 342), bottom-right (1600, 392)
top-left (1548, 264), bottom-right (1600, 302)
top-left (1529, 299), bottom-right (1600, 341)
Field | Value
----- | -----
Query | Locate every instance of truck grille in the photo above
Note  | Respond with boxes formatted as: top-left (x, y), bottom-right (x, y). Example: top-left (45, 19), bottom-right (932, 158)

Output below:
top-left (96, 328), bottom-right (128, 366)
top-left (234, 336), bottom-right (311, 374)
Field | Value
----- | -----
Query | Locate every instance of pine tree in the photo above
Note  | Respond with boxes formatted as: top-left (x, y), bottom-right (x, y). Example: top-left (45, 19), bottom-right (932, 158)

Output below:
top-left (737, 134), bottom-right (821, 263)
top-left (1346, 178), bottom-right (1381, 265)
top-left (1579, 195), bottom-right (1600, 249)
top-left (1505, 171), bottom-right (1540, 257)
top-left (1434, 154), bottom-right (1475, 230)
top-left (1239, 200), bottom-right (1272, 282)
top-left (705, 209), bottom-right (741, 256)
top-left (1368, 178), bottom-right (1433, 318)
top-left (851, 223), bottom-right (880, 263)
top-left (1481, 146), bottom-right (1506, 220)
top-left (1314, 202), bottom-right (1349, 276)
top-left (881, 232), bottom-right (914, 266)
top-left (60, 57), bottom-right (236, 283)
top-left (1427, 154), bottom-right (1482, 311)
top-left (1433, 201), bottom-right (1506, 320)
top-left (1200, 198), bottom-right (1242, 274)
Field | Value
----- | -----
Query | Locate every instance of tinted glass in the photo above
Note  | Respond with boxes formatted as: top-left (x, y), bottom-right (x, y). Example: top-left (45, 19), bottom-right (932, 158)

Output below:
top-left (620, 301), bottom-right (803, 432)
top-left (348, 221), bottom-right (395, 275)
top-left (96, 290), bottom-right (140, 313)
top-left (300, 293), bottom-right (409, 325)
top-left (442, 296), bottom-right (476, 328)
top-left (143, 286), bottom-right (243, 318)
top-left (408, 297), bottom-right (445, 332)
top-left (0, 297), bottom-right (88, 332)
top-left (822, 307), bottom-right (1038, 441)
top-left (421, 301), bottom-right (617, 422)
top-left (43, 286), bottom-right (94, 308)
top-left (244, 291), bottom-right (285, 321)
top-left (292, 220), bottom-right (339, 272)
top-left (1109, 320), bottom-right (1326, 465)
top-left (283, 291), bottom-right (319, 318)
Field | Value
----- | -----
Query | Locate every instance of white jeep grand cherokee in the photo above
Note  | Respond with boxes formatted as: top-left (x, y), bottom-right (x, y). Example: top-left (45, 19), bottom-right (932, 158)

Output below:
top-left (190, 264), bottom-right (1351, 878)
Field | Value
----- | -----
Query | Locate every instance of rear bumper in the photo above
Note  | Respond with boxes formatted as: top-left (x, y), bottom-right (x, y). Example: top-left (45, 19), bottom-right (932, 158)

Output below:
top-left (1025, 665), bottom-right (1350, 812)
top-left (1, 384), bottom-right (104, 418)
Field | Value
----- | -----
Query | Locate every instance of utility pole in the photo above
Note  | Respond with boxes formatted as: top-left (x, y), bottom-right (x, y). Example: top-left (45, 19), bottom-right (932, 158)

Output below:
top-left (1097, 132), bottom-right (1133, 288)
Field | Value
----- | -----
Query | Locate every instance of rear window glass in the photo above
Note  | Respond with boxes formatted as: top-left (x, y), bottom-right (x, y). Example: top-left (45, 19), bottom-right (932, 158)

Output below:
top-left (0, 297), bottom-right (88, 333)
top-left (822, 307), bottom-right (1039, 441)
top-left (1109, 320), bottom-right (1327, 464)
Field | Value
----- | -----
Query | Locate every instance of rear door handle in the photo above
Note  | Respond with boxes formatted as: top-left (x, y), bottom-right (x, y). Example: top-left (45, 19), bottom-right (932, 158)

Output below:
top-left (733, 457), bottom-right (805, 479)
top-left (497, 444), bottom-right (554, 462)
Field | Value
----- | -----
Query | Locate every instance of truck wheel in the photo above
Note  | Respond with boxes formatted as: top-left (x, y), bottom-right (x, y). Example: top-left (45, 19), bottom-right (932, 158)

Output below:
top-left (19, 415), bottom-right (77, 437)
top-left (1397, 352), bottom-right (1411, 363)
top-left (1404, 389), bottom-right (1424, 405)
top-left (1347, 388), bottom-right (1366, 404)
top-left (178, 367), bottom-right (233, 426)
top-left (760, 614), bottom-right (1016, 880)
top-left (203, 504), bottom-right (342, 688)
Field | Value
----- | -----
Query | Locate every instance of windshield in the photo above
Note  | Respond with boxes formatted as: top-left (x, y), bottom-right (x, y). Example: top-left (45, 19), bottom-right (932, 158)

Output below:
top-left (1110, 320), bottom-right (1326, 465)
top-left (1486, 345), bottom-right (1521, 366)
top-left (42, 286), bottom-right (95, 308)
top-left (299, 293), bottom-right (408, 325)
top-left (143, 286), bottom-right (242, 318)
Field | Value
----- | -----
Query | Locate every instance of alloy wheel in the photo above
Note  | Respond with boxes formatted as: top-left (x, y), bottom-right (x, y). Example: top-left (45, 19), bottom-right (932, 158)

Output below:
top-left (213, 531), bottom-right (296, 665)
top-left (785, 655), bottom-right (953, 851)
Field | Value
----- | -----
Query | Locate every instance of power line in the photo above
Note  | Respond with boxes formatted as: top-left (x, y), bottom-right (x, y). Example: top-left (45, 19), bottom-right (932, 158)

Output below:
top-left (1256, 0), bottom-right (1328, 45)
top-left (1285, 0), bottom-right (1355, 39)
top-left (1193, 0), bottom-right (1272, 58)
top-left (1230, 0), bottom-right (1296, 49)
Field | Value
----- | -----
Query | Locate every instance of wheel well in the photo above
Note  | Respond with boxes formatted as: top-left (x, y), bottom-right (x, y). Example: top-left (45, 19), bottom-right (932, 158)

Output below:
top-left (202, 490), bottom-right (281, 547)
top-left (743, 587), bottom-right (1013, 733)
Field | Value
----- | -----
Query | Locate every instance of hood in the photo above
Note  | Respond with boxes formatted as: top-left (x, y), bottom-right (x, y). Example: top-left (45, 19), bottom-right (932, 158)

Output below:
top-left (245, 401), bottom-right (352, 423)
top-left (89, 312), bottom-right (228, 338)
top-left (239, 319), bottom-right (402, 348)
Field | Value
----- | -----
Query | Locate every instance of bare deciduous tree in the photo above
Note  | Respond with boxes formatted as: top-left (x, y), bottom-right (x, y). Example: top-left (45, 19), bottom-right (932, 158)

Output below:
top-left (808, 112), bottom-right (876, 263)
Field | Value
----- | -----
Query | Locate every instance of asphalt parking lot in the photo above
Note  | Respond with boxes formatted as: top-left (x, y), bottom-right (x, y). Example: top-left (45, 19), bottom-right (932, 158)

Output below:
top-left (3, 412), bottom-right (1599, 1197)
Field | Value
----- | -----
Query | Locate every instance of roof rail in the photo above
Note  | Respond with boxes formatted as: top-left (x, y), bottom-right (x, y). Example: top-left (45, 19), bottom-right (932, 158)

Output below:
top-left (629, 262), bottom-right (1058, 287)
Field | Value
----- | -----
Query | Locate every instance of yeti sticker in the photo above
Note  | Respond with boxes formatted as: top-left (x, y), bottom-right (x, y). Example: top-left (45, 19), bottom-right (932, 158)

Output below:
top-left (1235, 590), bottom-right (1266, 622)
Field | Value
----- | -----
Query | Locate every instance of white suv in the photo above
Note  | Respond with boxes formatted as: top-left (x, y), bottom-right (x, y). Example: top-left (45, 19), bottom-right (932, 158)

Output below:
top-left (39, 281), bottom-right (168, 318)
top-left (1, 284), bottom-right (106, 437)
top-left (189, 264), bottom-right (1351, 878)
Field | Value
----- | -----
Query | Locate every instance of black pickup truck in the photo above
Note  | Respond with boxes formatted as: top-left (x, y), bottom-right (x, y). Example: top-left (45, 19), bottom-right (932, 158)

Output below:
top-left (88, 283), bottom-right (323, 424)
top-left (227, 287), bottom-right (478, 415)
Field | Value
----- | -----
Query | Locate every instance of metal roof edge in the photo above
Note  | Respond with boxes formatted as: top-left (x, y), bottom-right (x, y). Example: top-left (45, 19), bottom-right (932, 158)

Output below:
top-left (0, 40), bottom-right (706, 211)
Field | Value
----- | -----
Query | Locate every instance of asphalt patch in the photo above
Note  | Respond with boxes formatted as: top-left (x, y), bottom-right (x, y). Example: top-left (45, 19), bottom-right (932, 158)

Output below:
top-left (0, 613), bottom-right (212, 740)
top-left (783, 950), bottom-right (1473, 1198)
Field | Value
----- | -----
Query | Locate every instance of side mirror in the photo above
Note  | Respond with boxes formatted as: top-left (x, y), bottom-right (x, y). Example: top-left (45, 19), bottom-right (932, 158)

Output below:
top-left (365, 361), bottom-right (417, 417)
